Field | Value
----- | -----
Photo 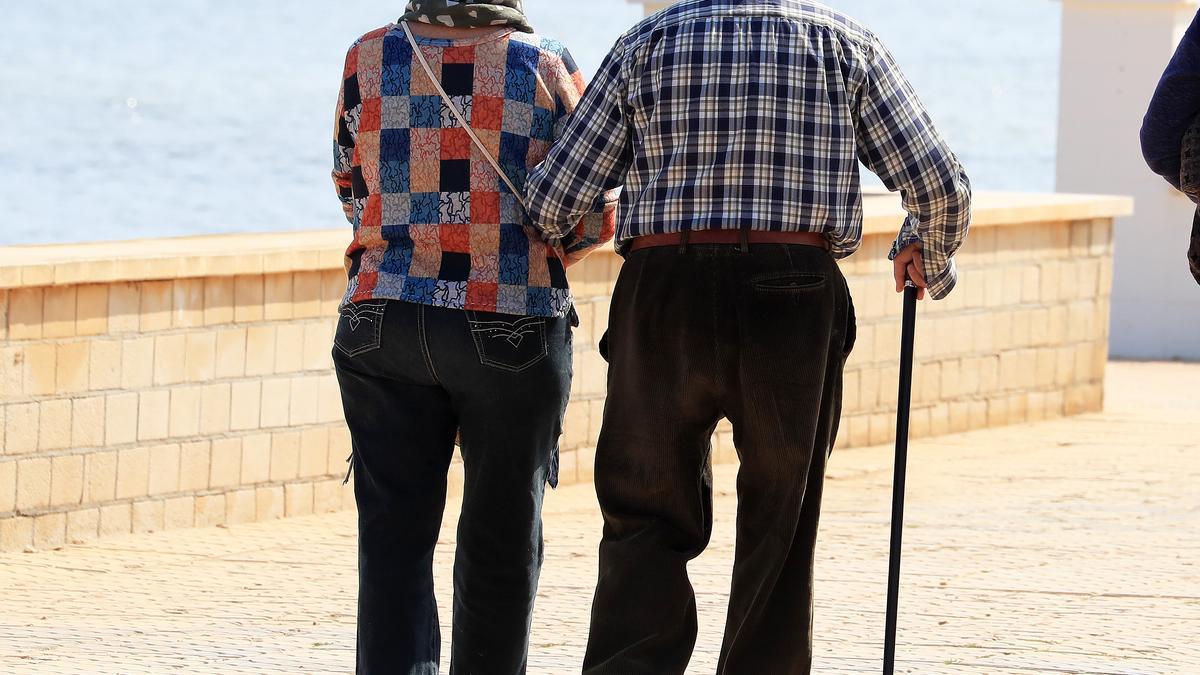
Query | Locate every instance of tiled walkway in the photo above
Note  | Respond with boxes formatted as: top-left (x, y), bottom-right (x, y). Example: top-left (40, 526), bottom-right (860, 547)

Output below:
top-left (1, 361), bottom-right (1197, 674)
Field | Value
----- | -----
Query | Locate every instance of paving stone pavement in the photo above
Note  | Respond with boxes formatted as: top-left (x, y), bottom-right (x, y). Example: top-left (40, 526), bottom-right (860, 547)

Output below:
top-left (1, 361), bottom-right (1198, 674)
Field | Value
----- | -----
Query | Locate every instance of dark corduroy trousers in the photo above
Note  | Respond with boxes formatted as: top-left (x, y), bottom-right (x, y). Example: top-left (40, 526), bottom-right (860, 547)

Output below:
top-left (583, 243), bottom-right (856, 675)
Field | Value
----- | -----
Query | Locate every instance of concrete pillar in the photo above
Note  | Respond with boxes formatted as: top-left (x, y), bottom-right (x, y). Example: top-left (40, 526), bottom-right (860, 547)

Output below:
top-left (1057, 0), bottom-right (1200, 360)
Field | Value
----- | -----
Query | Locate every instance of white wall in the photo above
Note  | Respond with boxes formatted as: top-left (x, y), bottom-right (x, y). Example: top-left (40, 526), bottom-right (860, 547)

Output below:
top-left (1058, 0), bottom-right (1200, 360)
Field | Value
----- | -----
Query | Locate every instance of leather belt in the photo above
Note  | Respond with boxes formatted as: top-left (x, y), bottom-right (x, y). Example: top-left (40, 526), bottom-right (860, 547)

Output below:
top-left (628, 230), bottom-right (829, 252)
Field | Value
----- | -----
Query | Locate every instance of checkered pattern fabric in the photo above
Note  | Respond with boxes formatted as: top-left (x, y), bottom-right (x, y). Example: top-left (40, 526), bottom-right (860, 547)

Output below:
top-left (333, 25), bottom-right (617, 317)
top-left (525, 0), bottom-right (972, 299)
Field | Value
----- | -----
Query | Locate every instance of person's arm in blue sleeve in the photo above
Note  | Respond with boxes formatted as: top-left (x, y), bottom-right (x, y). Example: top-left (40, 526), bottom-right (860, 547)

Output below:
top-left (1141, 10), bottom-right (1200, 191)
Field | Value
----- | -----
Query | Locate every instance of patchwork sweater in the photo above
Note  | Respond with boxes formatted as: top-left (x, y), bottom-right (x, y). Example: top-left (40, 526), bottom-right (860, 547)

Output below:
top-left (333, 24), bottom-right (618, 317)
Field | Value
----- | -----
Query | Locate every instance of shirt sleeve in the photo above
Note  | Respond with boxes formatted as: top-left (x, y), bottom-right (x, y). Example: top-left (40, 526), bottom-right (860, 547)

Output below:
top-left (1141, 10), bottom-right (1200, 192)
top-left (332, 44), bottom-right (360, 225)
top-left (854, 36), bottom-right (972, 300)
top-left (542, 48), bottom-right (620, 265)
top-left (527, 41), bottom-right (632, 245)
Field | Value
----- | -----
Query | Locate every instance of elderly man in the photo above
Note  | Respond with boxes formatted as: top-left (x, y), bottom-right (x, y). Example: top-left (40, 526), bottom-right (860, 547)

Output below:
top-left (526, 1), bottom-right (971, 672)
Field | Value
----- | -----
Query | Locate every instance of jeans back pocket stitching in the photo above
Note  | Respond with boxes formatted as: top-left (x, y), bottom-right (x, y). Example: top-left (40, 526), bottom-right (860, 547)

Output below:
top-left (335, 301), bottom-right (387, 357)
top-left (466, 311), bottom-right (549, 373)
top-left (468, 316), bottom-right (544, 348)
top-left (341, 302), bottom-right (385, 329)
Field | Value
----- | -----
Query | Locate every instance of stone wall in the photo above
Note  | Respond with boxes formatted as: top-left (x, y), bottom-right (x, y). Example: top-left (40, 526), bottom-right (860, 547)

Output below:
top-left (835, 218), bottom-right (1113, 454)
top-left (568, 218), bottom-right (1116, 471)
top-left (0, 270), bottom-right (354, 551)
top-left (0, 193), bottom-right (1127, 551)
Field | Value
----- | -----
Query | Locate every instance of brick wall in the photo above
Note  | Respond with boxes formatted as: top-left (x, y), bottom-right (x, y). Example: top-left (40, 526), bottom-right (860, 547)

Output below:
top-left (0, 271), bottom-right (354, 551)
top-left (835, 219), bottom-right (1112, 451)
top-left (560, 218), bottom-right (1115, 469)
top-left (0, 210), bottom-right (1118, 551)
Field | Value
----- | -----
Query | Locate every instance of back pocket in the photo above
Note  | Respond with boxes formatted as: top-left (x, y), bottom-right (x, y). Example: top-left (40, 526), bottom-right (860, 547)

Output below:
top-left (467, 311), bottom-right (548, 373)
top-left (334, 300), bottom-right (387, 357)
top-left (751, 272), bottom-right (827, 292)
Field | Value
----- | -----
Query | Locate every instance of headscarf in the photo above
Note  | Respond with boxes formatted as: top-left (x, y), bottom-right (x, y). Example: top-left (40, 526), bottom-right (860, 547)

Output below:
top-left (400, 0), bottom-right (533, 33)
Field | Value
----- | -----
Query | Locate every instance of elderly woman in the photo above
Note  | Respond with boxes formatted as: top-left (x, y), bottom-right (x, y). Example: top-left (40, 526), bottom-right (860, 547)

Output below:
top-left (330, 1), bottom-right (616, 672)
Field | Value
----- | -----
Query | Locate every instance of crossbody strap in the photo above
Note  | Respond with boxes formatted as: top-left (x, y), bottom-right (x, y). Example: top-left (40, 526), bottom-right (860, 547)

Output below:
top-left (402, 23), bottom-right (528, 212)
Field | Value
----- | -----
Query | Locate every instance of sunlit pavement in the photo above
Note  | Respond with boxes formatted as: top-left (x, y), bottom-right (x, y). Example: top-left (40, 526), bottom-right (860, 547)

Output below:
top-left (1, 361), bottom-right (1197, 674)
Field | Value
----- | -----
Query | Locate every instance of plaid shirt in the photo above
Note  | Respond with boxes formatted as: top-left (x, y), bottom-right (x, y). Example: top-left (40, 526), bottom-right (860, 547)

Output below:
top-left (526, 0), bottom-right (971, 299)
top-left (333, 25), bottom-right (618, 317)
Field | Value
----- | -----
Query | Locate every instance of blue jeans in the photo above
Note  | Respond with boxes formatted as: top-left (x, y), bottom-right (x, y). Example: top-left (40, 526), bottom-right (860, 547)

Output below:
top-left (333, 300), bottom-right (572, 675)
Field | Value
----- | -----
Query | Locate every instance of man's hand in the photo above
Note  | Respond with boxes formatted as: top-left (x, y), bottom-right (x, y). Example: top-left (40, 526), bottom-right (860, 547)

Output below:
top-left (893, 243), bottom-right (927, 300)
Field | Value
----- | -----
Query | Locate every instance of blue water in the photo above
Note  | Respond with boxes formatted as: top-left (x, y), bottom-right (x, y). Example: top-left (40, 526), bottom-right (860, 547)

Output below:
top-left (0, 1), bottom-right (1059, 245)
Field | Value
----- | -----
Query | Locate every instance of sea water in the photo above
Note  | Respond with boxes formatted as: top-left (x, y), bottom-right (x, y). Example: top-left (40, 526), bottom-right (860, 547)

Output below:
top-left (0, 0), bottom-right (1059, 245)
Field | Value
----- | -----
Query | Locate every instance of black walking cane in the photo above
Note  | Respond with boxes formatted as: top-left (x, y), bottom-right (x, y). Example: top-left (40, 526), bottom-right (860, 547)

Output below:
top-left (883, 280), bottom-right (919, 675)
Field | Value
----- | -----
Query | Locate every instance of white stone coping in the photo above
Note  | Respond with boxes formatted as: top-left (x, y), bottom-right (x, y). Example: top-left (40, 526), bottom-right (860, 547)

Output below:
top-left (0, 192), bottom-right (1132, 290)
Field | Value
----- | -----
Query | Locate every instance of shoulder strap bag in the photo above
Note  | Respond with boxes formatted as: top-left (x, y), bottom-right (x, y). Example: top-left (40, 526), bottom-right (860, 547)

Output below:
top-left (402, 22), bottom-right (528, 212)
